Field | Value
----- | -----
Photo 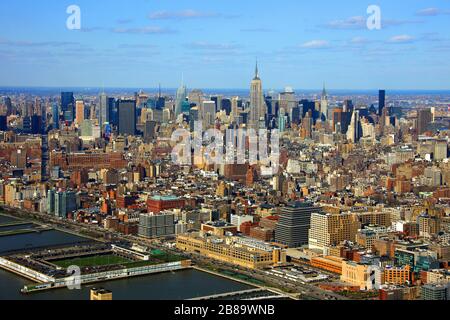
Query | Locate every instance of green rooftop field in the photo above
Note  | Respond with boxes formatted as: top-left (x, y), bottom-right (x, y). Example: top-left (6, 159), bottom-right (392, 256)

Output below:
top-left (51, 251), bottom-right (185, 269)
top-left (52, 254), bottom-right (132, 268)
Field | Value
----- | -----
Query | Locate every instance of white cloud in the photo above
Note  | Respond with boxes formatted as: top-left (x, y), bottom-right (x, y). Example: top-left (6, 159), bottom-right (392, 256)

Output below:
top-left (300, 40), bottom-right (330, 49)
top-left (388, 35), bottom-right (415, 43)
top-left (149, 10), bottom-right (219, 20)
top-left (416, 8), bottom-right (450, 16)
top-left (185, 42), bottom-right (239, 51)
top-left (111, 26), bottom-right (176, 34)
top-left (324, 16), bottom-right (366, 29)
top-left (350, 37), bottom-right (368, 44)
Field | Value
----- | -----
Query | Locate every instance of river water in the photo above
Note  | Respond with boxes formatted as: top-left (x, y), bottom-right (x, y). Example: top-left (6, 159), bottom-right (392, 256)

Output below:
top-left (0, 214), bottom-right (253, 300)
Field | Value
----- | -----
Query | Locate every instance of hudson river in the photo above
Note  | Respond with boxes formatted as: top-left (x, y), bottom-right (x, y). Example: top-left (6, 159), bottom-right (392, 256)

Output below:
top-left (0, 214), bottom-right (252, 300)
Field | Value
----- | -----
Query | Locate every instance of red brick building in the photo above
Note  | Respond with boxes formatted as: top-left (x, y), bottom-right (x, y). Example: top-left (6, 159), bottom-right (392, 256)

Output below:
top-left (147, 195), bottom-right (185, 213)
top-left (50, 152), bottom-right (127, 171)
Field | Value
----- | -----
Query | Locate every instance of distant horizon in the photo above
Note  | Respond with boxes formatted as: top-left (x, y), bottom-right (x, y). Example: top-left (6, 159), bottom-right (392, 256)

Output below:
top-left (1, 86), bottom-right (450, 97)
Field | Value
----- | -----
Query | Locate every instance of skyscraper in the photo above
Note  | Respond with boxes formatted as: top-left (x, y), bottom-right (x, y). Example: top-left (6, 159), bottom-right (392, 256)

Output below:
top-left (175, 82), bottom-right (187, 118)
top-left (379, 90), bottom-right (386, 116)
top-left (417, 108), bottom-right (432, 135)
top-left (52, 103), bottom-right (59, 129)
top-left (309, 211), bottom-right (361, 251)
top-left (189, 107), bottom-right (199, 132)
top-left (347, 110), bottom-right (362, 143)
top-left (202, 101), bottom-right (216, 128)
top-left (275, 202), bottom-right (322, 248)
top-left (249, 61), bottom-right (264, 129)
top-left (320, 84), bottom-right (328, 121)
top-left (107, 97), bottom-right (116, 126)
top-left (117, 99), bottom-right (136, 136)
top-left (0, 115), bottom-right (7, 131)
top-left (99, 92), bottom-right (111, 128)
top-left (61, 92), bottom-right (74, 122)
top-left (54, 190), bottom-right (78, 219)
top-left (231, 96), bottom-right (241, 122)
top-left (278, 108), bottom-right (286, 132)
top-left (75, 100), bottom-right (85, 125)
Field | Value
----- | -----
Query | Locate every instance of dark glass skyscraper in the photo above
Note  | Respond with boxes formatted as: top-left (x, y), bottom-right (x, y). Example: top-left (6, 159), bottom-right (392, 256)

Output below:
top-left (61, 92), bottom-right (74, 121)
top-left (117, 99), bottom-right (136, 136)
top-left (0, 115), bottom-right (7, 131)
top-left (275, 202), bottom-right (322, 248)
top-left (378, 90), bottom-right (386, 116)
top-left (418, 108), bottom-right (432, 135)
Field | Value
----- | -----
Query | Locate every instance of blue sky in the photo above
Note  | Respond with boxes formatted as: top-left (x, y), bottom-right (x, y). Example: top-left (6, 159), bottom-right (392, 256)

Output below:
top-left (0, 0), bottom-right (450, 90)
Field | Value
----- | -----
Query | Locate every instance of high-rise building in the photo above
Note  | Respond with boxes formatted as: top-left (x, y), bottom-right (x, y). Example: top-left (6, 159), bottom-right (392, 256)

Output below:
top-left (221, 98), bottom-right (232, 115)
top-left (332, 108), bottom-right (352, 134)
top-left (202, 101), bottom-right (216, 128)
top-left (138, 212), bottom-right (175, 238)
top-left (52, 103), bottom-right (59, 129)
top-left (279, 87), bottom-right (296, 115)
top-left (308, 211), bottom-right (361, 251)
top-left (231, 96), bottom-right (241, 122)
top-left (46, 189), bottom-right (55, 214)
top-left (249, 61), bottom-right (264, 128)
top-left (99, 92), bottom-right (112, 128)
top-left (278, 108), bottom-right (287, 133)
top-left (320, 84), bottom-right (328, 121)
top-left (143, 120), bottom-right (157, 143)
top-left (434, 140), bottom-right (448, 160)
top-left (275, 202), bottom-right (322, 248)
top-left (117, 99), bottom-right (136, 136)
top-left (379, 90), bottom-right (386, 116)
top-left (30, 115), bottom-right (42, 134)
top-left (189, 107), bottom-right (199, 132)
top-left (75, 100), bottom-right (85, 125)
top-left (188, 89), bottom-right (203, 108)
top-left (107, 97), bottom-right (116, 126)
top-left (61, 92), bottom-right (74, 122)
top-left (0, 115), bottom-right (7, 131)
top-left (347, 110), bottom-right (362, 143)
top-left (175, 83), bottom-right (187, 118)
top-left (1, 96), bottom-right (12, 115)
top-left (417, 108), bottom-right (432, 135)
top-left (54, 190), bottom-right (78, 218)
top-left (290, 106), bottom-right (301, 125)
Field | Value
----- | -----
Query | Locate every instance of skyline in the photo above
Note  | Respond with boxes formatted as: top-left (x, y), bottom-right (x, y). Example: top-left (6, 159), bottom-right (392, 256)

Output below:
top-left (1, 0), bottom-right (450, 89)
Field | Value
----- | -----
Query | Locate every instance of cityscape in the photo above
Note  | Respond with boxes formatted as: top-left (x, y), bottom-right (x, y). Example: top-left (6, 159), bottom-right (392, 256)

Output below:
top-left (0, 0), bottom-right (450, 307)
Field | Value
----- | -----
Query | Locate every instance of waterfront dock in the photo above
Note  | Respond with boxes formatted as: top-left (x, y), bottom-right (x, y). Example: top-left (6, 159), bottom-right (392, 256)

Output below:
top-left (20, 261), bottom-right (193, 294)
top-left (0, 226), bottom-right (53, 237)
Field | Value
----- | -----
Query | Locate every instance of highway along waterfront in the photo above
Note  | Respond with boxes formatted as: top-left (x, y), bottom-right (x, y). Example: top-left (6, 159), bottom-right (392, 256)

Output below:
top-left (0, 213), bottom-right (255, 300)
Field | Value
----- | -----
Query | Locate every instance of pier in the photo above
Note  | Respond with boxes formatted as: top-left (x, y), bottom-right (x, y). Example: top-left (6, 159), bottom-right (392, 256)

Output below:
top-left (189, 288), bottom-right (266, 300)
top-left (21, 261), bottom-right (193, 294)
top-left (0, 226), bottom-right (53, 237)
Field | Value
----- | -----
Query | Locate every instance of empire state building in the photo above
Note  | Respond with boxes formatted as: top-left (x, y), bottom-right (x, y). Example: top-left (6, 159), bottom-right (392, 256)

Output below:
top-left (249, 61), bottom-right (264, 129)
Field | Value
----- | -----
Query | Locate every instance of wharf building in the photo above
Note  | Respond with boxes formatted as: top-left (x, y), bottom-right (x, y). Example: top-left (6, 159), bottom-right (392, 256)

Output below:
top-left (176, 232), bottom-right (286, 269)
